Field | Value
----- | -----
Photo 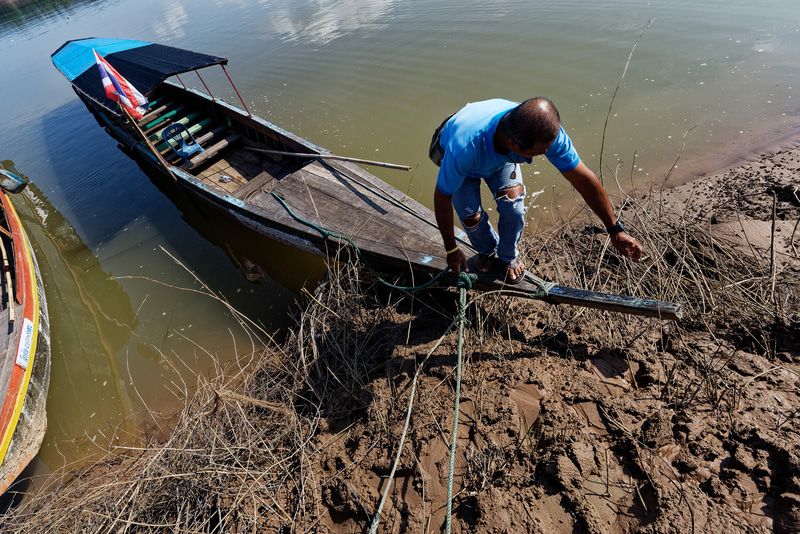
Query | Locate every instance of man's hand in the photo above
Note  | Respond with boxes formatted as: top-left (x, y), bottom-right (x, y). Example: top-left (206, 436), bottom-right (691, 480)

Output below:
top-left (434, 186), bottom-right (471, 273)
top-left (610, 232), bottom-right (643, 261)
top-left (561, 163), bottom-right (643, 262)
top-left (447, 248), bottom-right (469, 274)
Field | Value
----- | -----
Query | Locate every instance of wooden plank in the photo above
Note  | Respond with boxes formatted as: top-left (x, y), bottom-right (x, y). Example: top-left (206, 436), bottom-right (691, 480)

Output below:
top-left (138, 103), bottom-right (169, 126)
top-left (300, 161), bottom-right (438, 239)
top-left (232, 171), bottom-right (274, 200)
top-left (143, 105), bottom-right (187, 134)
top-left (261, 165), bottom-right (441, 253)
top-left (231, 154), bottom-right (303, 201)
top-left (182, 132), bottom-right (242, 170)
top-left (193, 125), bottom-right (229, 148)
top-left (136, 96), bottom-right (170, 124)
top-left (468, 271), bottom-right (683, 321)
top-left (195, 159), bottom-right (230, 184)
top-left (207, 169), bottom-right (247, 195)
top-left (545, 285), bottom-right (683, 320)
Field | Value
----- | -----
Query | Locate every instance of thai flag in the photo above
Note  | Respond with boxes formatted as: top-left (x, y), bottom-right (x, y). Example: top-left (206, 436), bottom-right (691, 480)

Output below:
top-left (93, 49), bottom-right (148, 119)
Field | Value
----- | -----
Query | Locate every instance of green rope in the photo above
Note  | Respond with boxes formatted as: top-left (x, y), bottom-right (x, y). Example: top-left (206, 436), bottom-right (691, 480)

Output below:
top-left (273, 192), bottom-right (562, 531)
top-left (272, 192), bottom-right (482, 532)
top-left (533, 280), bottom-right (556, 300)
top-left (446, 272), bottom-right (471, 534)
top-left (271, 191), bottom-right (451, 291)
top-left (366, 272), bottom-right (473, 534)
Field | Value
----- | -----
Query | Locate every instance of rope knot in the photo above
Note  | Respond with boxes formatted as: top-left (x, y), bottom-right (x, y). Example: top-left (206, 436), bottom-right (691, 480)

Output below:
top-left (456, 272), bottom-right (476, 290)
top-left (534, 281), bottom-right (557, 301)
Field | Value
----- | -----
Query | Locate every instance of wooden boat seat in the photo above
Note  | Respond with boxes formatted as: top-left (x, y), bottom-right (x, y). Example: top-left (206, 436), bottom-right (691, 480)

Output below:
top-left (142, 104), bottom-right (187, 135)
top-left (181, 131), bottom-right (242, 170)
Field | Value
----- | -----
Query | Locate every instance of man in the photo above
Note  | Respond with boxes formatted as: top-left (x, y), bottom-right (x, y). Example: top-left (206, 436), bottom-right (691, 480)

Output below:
top-left (430, 97), bottom-right (642, 283)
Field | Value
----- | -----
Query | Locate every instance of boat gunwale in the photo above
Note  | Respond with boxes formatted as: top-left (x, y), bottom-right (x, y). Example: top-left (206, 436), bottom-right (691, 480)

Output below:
top-left (0, 191), bottom-right (50, 496)
top-left (69, 76), bottom-right (464, 276)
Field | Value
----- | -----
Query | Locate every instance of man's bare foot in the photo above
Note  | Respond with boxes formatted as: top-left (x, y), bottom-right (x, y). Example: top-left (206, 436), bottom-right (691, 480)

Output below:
top-left (504, 259), bottom-right (526, 284)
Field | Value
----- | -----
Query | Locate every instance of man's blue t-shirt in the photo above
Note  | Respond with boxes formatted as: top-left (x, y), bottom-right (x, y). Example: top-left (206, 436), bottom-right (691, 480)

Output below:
top-left (436, 99), bottom-right (580, 196)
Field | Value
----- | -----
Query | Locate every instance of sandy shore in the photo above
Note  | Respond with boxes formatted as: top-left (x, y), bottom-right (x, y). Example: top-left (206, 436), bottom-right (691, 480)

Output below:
top-left (659, 144), bottom-right (800, 272)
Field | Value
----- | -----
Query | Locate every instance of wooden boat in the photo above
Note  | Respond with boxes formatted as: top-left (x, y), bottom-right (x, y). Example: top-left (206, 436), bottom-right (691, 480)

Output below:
top-left (0, 169), bottom-right (51, 495)
top-left (51, 38), bottom-right (681, 320)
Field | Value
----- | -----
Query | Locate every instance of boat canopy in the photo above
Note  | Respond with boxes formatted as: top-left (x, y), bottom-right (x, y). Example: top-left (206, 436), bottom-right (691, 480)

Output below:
top-left (51, 38), bottom-right (227, 116)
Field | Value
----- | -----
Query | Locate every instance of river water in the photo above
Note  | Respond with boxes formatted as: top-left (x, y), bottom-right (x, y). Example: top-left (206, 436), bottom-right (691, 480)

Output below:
top-left (0, 0), bottom-right (798, 483)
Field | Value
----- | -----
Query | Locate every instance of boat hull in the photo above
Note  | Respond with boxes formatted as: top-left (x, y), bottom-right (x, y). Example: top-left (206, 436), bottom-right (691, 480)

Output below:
top-left (54, 39), bottom-right (681, 319)
top-left (0, 190), bottom-right (51, 495)
top-left (72, 81), bottom-right (469, 285)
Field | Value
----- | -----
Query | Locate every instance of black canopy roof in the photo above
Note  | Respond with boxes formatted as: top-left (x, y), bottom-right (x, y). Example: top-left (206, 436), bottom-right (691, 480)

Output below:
top-left (52, 38), bottom-right (228, 116)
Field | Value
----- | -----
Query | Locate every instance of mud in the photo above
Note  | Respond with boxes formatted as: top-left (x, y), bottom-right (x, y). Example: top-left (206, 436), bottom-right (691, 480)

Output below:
top-left (5, 146), bottom-right (799, 534)
top-left (307, 147), bottom-right (800, 533)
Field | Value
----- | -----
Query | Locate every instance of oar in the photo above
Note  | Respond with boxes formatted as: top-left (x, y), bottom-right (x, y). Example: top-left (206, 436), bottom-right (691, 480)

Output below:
top-left (244, 146), bottom-right (412, 171)
top-left (470, 273), bottom-right (683, 320)
top-left (541, 284), bottom-right (683, 320)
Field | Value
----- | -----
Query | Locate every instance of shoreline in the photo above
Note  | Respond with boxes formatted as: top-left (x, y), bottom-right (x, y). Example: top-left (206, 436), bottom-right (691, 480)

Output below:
top-left (3, 140), bottom-right (798, 533)
top-left (531, 123), bottom-right (800, 233)
top-left (661, 117), bottom-right (800, 188)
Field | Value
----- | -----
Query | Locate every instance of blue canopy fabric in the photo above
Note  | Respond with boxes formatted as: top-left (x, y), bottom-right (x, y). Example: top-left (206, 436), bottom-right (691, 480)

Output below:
top-left (52, 38), bottom-right (227, 116)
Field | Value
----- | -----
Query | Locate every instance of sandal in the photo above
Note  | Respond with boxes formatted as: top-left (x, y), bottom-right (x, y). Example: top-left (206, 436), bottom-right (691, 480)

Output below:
top-left (474, 252), bottom-right (496, 274)
top-left (503, 258), bottom-right (526, 285)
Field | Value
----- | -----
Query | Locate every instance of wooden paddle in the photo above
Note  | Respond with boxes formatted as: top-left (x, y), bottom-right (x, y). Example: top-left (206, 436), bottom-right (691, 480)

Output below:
top-left (244, 146), bottom-right (413, 171)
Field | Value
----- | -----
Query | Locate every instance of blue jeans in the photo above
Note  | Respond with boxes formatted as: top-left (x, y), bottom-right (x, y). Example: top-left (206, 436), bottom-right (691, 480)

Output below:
top-left (452, 163), bottom-right (526, 264)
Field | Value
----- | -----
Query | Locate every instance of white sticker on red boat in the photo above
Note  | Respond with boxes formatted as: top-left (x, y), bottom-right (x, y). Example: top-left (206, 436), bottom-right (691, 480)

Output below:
top-left (15, 318), bottom-right (34, 370)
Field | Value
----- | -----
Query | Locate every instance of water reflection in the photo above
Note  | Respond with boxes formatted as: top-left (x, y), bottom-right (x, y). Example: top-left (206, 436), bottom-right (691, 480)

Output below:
top-left (0, 0), bottom-right (105, 33)
top-left (265, 0), bottom-right (396, 44)
top-left (0, 161), bottom-right (135, 469)
top-left (3, 157), bottom-right (325, 477)
top-left (150, 0), bottom-right (189, 41)
top-left (124, 151), bottom-right (328, 299)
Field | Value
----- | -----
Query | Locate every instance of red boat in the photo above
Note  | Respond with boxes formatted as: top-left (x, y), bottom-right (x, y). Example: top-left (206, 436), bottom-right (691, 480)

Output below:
top-left (0, 169), bottom-right (51, 495)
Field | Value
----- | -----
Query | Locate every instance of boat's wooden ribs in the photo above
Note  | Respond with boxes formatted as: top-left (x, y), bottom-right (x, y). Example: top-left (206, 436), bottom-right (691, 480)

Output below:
top-left (181, 132), bottom-right (242, 170)
top-left (137, 100), bottom-right (229, 165)
top-left (231, 171), bottom-right (276, 201)
top-left (132, 89), bottom-right (304, 197)
top-left (138, 96), bottom-right (170, 124)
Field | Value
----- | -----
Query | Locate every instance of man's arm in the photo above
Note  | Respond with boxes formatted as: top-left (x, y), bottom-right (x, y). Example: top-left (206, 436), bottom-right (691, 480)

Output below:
top-left (434, 185), bottom-right (469, 273)
top-left (561, 161), bottom-right (643, 261)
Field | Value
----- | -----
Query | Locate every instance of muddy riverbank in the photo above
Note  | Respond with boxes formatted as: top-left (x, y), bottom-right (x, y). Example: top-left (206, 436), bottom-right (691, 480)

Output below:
top-left (3, 145), bottom-right (800, 533)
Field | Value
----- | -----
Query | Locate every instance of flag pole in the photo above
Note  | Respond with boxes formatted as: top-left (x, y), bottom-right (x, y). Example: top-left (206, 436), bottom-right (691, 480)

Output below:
top-left (118, 102), bottom-right (175, 181)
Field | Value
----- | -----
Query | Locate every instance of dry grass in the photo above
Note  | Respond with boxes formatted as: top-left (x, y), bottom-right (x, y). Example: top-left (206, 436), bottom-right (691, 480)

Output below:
top-left (0, 246), bottom-right (419, 533)
top-left (526, 177), bottom-right (798, 342)
top-left (1, 181), bottom-right (798, 532)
